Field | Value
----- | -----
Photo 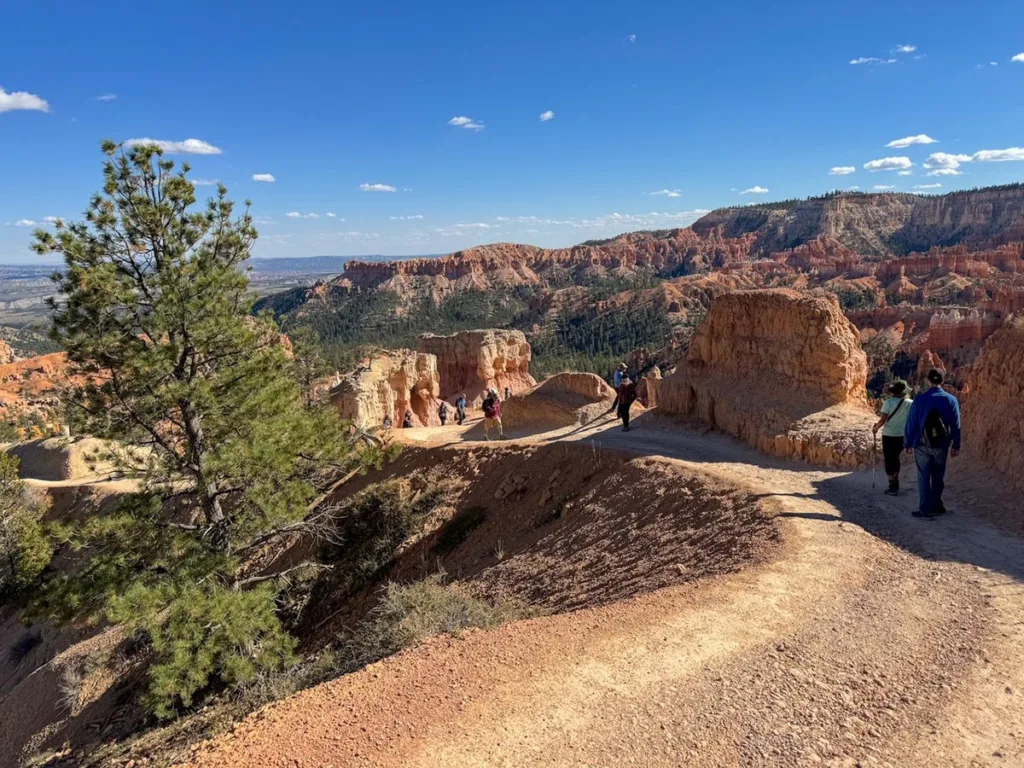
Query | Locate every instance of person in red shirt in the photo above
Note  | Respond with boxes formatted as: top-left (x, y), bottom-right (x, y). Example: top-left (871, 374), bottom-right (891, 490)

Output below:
top-left (481, 388), bottom-right (505, 440)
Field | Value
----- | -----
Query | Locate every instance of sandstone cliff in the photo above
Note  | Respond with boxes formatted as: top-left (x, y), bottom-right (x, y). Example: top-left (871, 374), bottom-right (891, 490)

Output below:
top-left (329, 350), bottom-right (444, 428)
top-left (961, 317), bottom-right (1024, 494)
top-left (416, 329), bottom-right (535, 402)
top-left (654, 289), bottom-right (874, 467)
top-left (0, 339), bottom-right (13, 366)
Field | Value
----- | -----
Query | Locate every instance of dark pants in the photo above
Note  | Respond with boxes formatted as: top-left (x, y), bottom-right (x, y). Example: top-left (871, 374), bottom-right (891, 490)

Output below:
top-left (457, 407), bottom-right (465, 425)
top-left (882, 435), bottom-right (904, 479)
top-left (608, 386), bottom-right (620, 413)
top-left (914, 444), bottom-right (949, 514)
top-left (618, 402), bottom-right (632, 430)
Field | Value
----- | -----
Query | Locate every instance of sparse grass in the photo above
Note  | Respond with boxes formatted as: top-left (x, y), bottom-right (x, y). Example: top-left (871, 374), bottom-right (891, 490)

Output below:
top-left (337, 575), bottom-right (537, 674)
top-left (493, 538), bottom-right (506, 562)
top-left (432, 505), bottom-right (487, 556)
top-left (58, 662), bottom-right (84, 716)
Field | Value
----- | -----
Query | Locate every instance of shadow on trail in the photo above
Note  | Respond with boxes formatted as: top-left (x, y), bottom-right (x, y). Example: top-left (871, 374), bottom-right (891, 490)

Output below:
top-left (569, 409), bottom-right (1024, 586)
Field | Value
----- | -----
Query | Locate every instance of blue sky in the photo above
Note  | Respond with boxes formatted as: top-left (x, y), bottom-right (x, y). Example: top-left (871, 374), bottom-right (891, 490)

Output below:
top-left (2, 0), bottom-right (1023, 263)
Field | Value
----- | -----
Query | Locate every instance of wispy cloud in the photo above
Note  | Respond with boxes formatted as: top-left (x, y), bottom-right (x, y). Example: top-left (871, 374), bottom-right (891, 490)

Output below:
top-left (850, 57), bottom-right (897, 65)
top-left (192, 178), bottom-right (219, 186)
top-left (893, 44), bottom-right (916, 53)
top-left (649, 189), bottom-right (681, 197)
top-left (740, 186), bottom-right (769, 195)
top-left (924, 152), bottom-right (971, 170)
top-left (539, 110), bottom-right (554, 122)
top-left (448, 115), bottom-right (485, 131)
top-left (885, 134), bottom-right (938, 148)
top-left (829, 166), bottom-right (856, 176)
top-left (628, 34), bottom-right (636, 43)
top-left (41, 215), bottom-right (60, 223)
top-left (286, 212), bottom-right (319, 219)
top-left (898, 170), bottom-right (913, 176)
top-left (252, 173), bottom-right (275, 183)
top-left (0, 86), bottom-right (50, 113)
top-left (874, 185), bottom-right (896, 190)
top-left (914, 183), bottom-right (942, 189)
top-left (13, 219), bottom-right (36, 227)
top-left (864, 156), bottom-right (912, 172)
top-left (454, 222), bottom-right (492, 229)
top-left (1012, 53), bottom-right (1024, 63)
top-left (848, 186), bottom-right (861, 191)
top-left (973, 147), bottom-right (1024, 162)
top-left (326, 212), bottom-right (337, 218)
top-left (124, 137), bottom-right (222, 155)
top-left (360, 183), bottom-right (397, 192)
top-left (390, 214), bottom-right (424, 220)
top-left (93, 93), bottom-right (117, 102)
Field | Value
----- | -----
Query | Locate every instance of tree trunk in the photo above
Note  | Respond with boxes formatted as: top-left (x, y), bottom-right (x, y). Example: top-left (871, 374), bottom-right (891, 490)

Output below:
top-left (180, 398), bottom-right (229, 551)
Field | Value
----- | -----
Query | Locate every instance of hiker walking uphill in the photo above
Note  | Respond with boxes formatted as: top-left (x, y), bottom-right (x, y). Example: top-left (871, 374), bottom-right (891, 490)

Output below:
top-left (617, 376), bottom-right (638, 432)
top-left (481, 388), bottom-right (505, 440)
top-left (904, 368), bottom-right (961, 520)
top-left (872, 379), bottom-right (913, 496)
top-left (455, 394), bottom-right (467, 425)
top-left (438, 401), bottom-right (449, 426)
top-left (608, 363), bottom-right (627, 414)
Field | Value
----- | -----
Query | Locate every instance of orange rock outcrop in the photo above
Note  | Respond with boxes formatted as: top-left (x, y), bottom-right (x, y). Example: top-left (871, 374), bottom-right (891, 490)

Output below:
top-left (961, 317), bottom-right (1024, 494)
top-left (329, 350), bottom-right (444, 429)
top-left (654, 289), bottom-right (875, 467)
top-left (417, 329), bottom-right (535, 403)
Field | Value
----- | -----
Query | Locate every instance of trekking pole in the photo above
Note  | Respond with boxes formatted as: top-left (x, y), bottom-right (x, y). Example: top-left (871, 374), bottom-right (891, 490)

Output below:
top-left (872, 433), bottom-right (878, 489)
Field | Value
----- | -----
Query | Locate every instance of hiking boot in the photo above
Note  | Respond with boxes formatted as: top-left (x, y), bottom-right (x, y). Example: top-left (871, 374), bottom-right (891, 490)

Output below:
top-left (623, 426), bottom-right (630, 432)
top-left (933, 504), bottom-right (948, 517)
top-left (884, 488), bottom-right (898, 496)
top-left (912, 509), bottom-right (936, 520)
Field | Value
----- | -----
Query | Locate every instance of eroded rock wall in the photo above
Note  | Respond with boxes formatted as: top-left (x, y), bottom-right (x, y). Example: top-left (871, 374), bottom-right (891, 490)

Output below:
top-left (329, 350), bottom-right (444, 428)
top-left (962, 317), bottom-right (1024, 494)
top-left (655, 289), bottom-right (875, 467)
top-left (417, 329), bottom-right (535, 402)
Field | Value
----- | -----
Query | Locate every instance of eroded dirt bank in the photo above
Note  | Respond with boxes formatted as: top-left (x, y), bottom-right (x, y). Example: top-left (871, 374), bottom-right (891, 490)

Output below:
top-left (184, 414), bottom-right (1024, 768)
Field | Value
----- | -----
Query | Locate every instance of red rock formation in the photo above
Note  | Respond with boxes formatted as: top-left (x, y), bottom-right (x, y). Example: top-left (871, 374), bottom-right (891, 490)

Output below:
top-left (329, 350), bottom-right (444, 428)
top-left (654, 289), bottom-right (874, 467)
top-left (417, 329), bottom-right (535, 403)
top-left (962, 317), bottom-right (1024, 494)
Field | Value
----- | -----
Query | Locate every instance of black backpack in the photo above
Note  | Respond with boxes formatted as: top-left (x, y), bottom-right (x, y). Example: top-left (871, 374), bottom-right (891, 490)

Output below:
top-left (923, 408), bottom-right (950, 447)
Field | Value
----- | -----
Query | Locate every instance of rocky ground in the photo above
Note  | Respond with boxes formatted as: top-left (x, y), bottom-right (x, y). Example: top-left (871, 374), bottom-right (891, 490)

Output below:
top-left (183, 412), bottom-right (1024, 768)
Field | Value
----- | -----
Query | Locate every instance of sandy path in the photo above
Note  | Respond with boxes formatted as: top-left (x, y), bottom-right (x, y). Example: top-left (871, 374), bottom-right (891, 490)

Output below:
top-left (187, 413), bottom-right (1024, 767)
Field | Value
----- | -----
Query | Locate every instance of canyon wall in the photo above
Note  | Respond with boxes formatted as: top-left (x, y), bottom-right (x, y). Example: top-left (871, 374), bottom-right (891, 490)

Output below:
top-left (0, 339), bottom-right (13, 366)
top-left (961, 317), bottom-right (1024, 495)
top-left (416, 329), bottom-right (535, 402)
top-left (329, 350), bottom-right (444, 428)
top-left (654, 289), bottom-right (875, 467)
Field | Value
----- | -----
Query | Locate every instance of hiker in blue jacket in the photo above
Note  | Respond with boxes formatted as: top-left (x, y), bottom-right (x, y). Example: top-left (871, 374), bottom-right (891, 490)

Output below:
top-left (904, 368), bottom-right (961, 519)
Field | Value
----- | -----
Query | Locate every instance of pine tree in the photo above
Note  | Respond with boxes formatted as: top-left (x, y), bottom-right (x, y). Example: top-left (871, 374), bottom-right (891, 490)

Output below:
top-left (30, 141), bottom-right (366, 716)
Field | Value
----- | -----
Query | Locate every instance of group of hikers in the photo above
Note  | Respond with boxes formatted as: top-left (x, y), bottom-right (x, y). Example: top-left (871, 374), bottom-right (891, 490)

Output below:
top-left (382, 385), bottom-right (512, 439)
top-left (872, 367), bottom-right (962, 520)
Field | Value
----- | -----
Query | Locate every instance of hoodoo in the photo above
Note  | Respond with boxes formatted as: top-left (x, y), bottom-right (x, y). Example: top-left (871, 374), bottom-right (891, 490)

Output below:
top-left (417, 329), bottom-right (535, 403)
top-left (329, 349), bottom-right (445, 428)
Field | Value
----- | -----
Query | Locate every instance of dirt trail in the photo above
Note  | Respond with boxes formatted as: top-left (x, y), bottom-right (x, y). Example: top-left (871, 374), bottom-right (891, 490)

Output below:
top-left (188, 413), bottom-right (1024, 768)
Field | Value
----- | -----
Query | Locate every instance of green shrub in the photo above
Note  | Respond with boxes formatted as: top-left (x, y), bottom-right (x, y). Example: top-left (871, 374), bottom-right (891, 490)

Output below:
top-left (0, 453), bottom-right (53, 599)
top-left (338, 576), bottom-right (535, 673)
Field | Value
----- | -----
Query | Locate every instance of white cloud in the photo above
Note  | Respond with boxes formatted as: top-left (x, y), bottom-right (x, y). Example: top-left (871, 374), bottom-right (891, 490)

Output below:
top-left (924, 152), bottom-right (971, 170)
top-left (864, 156), bottom-right (913, 172)
top-left (286, 212), bottom-right (319, 219)
top-left (898, 170), bottom-right (913, 176)
top-left (850, 57), bottom-right (897, 65)
top-left (829, 166), bottom-right (856, 176)
top-left (628, 34), bottom-right (636, 43)
top-left (41, 215), bottom-right (60, 223)
top-left (649, 189), bottom-right (681, 197)
top-left (360, 182), bottom-right (397, 192)
top-left (893, 44), bottom-right (916, 54)
top-left (1012, 53), bottom-right (1024, 63)
top-left (926, 168), bottom-right (961, 177)
top-left (874, 185), bottom-right (895, 190)
top-left (914, 183), bottom-right (942, 189)
top-left (14, 219), bottom-right (36, 227)
top-left (124, 137), bottom-right (222, 155)
top-left (390, 214), bottom-right (424, 220)
top-left (885, 134), bottom-right (938, 148)
top-left (973, 147), bottom-right (1024, 162)
top-left (740, 186), bottom-right (769, 195)
top-left (454, 222), bottom-right (492, 229)
top-left (93, 93), bottom-right (117, 101)
top-left (848, 186), bottom-right (861, 190)
top-left (252, 173), bottom-right (276, 182)
top-left (192, 178), bottom-right (219, 186)
top-left (326, 212), bottom-right (337, 218)
top-left (0, 86), bottom-right (50, 113)
top-left (539, 110), bottom-right (554, 121)
top-left (991, 62), bottom-right (999, 67)
top-left (448, 115), bottom-right (485, 131)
